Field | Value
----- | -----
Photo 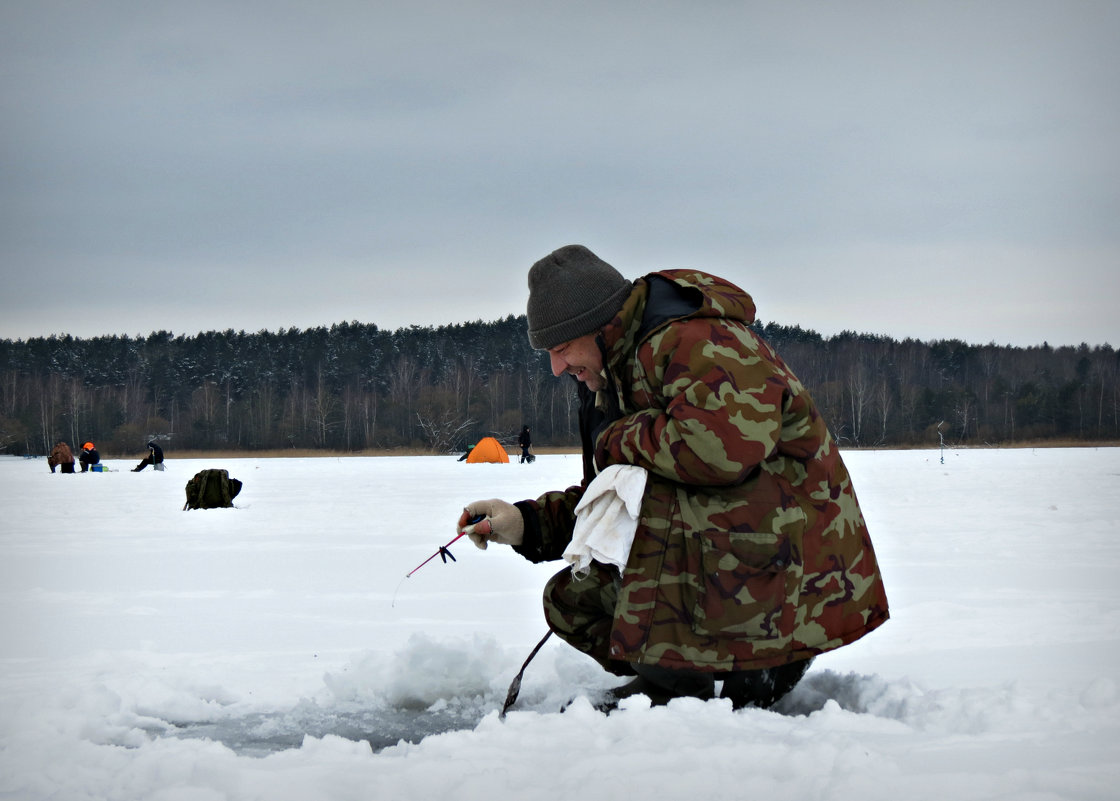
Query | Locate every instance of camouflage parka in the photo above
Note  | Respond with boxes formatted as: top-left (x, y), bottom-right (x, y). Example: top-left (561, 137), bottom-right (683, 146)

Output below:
top-left (514, 270), bottom-right (889, 672)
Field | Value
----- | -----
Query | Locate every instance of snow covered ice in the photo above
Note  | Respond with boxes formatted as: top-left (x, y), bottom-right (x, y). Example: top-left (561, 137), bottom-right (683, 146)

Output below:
top-left (1, 448), bottom-right (1118, 800)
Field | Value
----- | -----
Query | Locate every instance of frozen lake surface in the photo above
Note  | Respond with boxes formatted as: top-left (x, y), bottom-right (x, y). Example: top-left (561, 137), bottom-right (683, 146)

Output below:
top-left (1, 447), bottom-right (1118, 800)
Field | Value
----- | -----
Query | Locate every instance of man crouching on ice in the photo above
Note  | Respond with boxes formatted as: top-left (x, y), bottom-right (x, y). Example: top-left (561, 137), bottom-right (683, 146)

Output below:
top-left (458, 244), bottom-right (889, 711)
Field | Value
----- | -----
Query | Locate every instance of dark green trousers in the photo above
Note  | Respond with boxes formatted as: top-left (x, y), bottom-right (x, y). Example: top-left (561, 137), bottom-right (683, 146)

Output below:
top-left (542, 562), bottom-right (811, 707)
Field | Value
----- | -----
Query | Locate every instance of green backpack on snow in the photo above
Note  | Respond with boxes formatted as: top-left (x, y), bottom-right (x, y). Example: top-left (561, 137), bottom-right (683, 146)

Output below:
top-left (183, 469), bottom-right (243, 510)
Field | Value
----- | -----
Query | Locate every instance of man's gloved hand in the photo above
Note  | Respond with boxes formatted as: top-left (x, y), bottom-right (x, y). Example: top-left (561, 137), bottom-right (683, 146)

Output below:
top-left (458, 499), bottom-right (524, 549)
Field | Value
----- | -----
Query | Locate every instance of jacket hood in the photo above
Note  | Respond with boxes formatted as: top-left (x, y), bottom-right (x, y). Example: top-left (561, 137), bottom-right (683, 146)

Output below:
top-left (649, 269), bottom-right (757, 326)
top-left (598, 268), bottom-right (758, 381)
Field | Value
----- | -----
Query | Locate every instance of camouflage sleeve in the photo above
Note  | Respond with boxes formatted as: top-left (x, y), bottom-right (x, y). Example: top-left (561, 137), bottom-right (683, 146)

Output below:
top-left (596, 317), bottom-right (785, 486)
top-left (511, 483), bottom-right (586, 563)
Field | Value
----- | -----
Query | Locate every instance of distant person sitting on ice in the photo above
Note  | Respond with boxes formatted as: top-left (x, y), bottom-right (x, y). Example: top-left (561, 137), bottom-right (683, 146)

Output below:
top-left (132, 441), bottom-right (165, 472)
top-left (48, 441), bottom-right (75, 473)
top-left (79, 442), bottom-right (100, 472)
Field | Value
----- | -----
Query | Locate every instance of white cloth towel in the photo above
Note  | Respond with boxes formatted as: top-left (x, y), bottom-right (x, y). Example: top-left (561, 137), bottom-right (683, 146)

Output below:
top-left (563, 464), bottom-right (649, 578)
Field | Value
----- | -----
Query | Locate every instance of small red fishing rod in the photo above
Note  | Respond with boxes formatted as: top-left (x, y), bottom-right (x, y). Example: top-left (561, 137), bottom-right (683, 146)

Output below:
top-left (403, 514), bottom-right (486, 578)
top-left (391, 514), bottom-right (487, 608)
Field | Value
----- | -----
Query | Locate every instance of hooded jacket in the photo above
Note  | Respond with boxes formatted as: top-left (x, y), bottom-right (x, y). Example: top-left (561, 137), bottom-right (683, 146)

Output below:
top-left (515, 270), bottom-right (889, 671)
top-left (48, 442), bottom-right (75, 472)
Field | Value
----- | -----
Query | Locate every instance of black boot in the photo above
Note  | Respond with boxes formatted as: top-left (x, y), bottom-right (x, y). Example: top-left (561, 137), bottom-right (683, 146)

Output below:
top-left (597, 664), bottom-right (715, 712)
top-left (720, 658), bottom-right (813, 710)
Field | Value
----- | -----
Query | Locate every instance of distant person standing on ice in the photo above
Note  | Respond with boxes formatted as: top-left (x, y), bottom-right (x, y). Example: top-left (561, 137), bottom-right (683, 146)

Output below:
top-left (48, 441), bottom-right (75, 473)
top-left (132, 441), bottom-right (165, 472)
top-left (518, 426), bottom-right (532, 463)
top-left (458, 244), bottom-right (889, 712)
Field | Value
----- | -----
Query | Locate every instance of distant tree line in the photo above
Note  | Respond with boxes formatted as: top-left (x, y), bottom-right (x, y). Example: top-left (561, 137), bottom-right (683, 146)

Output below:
top-left (1, 318), bottom-right (1116, 457)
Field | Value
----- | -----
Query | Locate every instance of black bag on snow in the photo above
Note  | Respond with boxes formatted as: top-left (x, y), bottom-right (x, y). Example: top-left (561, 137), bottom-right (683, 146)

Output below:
top-left (183, 468), bottom-right (243, 510)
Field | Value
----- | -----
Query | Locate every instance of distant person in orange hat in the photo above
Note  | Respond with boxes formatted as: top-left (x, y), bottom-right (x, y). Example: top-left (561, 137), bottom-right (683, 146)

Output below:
top-left (79, 441), bottom-right (100, 473)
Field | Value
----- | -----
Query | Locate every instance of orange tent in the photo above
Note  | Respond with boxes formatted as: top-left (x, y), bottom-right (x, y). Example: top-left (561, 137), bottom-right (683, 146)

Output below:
top-left (465, 436), bottom-right (510, 464)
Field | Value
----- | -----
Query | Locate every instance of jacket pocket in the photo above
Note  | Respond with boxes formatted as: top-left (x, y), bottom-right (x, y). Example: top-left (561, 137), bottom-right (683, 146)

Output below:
top-left (687, 521), bottom-right (802, 641)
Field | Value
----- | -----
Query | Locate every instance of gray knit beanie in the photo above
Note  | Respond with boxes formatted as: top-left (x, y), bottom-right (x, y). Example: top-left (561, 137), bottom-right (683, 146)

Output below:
top-left (526, 245), bottom-right (632, 350)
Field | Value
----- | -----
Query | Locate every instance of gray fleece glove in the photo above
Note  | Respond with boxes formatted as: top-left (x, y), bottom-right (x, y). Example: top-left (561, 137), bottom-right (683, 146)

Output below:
top-left (459, 499), bottom-right (524, 549)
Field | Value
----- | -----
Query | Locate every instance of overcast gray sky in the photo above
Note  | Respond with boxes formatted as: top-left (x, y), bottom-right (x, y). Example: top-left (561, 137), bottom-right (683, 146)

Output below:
top-left (2, 1), bottom-right (1116, 347)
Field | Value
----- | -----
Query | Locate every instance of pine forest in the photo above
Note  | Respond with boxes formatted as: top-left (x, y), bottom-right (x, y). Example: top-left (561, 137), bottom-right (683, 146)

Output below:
top-left (2, 317), bottom-right (1117, 457)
